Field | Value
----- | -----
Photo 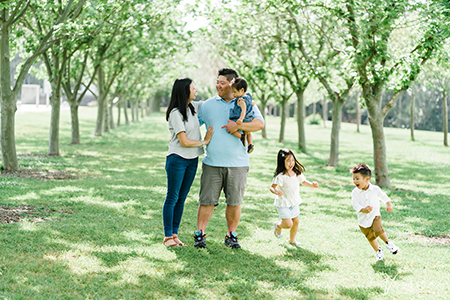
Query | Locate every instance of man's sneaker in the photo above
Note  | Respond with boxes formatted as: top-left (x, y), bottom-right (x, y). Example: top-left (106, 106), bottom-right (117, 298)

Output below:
top-left (224, 232), bottom-right (241, 249)
top-left (375, 249), bottom-right (384, 261)
top-left (386, 241), bottom-right (399, 254)
top-left (193, 230), bottom-right (206, 248)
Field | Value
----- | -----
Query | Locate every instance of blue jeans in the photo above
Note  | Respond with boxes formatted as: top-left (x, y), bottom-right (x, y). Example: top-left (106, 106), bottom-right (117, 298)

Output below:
top-left (163, 154), bottom-right (198, 237)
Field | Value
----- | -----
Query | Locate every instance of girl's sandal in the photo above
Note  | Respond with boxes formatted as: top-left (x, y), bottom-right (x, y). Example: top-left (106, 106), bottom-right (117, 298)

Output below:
top-left (173, 235), bottom-right (186, 246)
top-left (274, 222), bottom-right (282, 238)
top-left (289, 240), bottom-right (301, 247)
top-left (163, 237), bottom-right (179, 247)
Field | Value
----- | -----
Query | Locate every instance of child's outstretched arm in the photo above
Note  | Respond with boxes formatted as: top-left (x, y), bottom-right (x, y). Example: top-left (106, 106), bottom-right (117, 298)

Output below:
top-left (386, 201), bottom-right (393, 212)
top-left (270, 184), bottom-right (283, 196)
top-left (301, 180), bottom-right (319, 188)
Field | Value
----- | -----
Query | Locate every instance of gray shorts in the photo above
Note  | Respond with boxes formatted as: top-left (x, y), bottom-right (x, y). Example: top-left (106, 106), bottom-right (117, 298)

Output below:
top-left (199, 164), bottom-right (249, 206)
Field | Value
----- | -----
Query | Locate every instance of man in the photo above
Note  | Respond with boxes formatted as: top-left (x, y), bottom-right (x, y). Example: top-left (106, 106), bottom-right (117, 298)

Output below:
top-left (194, 68), bottom-right (264, 248)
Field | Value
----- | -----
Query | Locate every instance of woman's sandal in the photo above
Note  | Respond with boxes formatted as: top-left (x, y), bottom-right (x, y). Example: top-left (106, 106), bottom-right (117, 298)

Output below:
top-left (163, 236), bottom-right (179, 247)
top-left (173, 235), bottom-right (186, 246)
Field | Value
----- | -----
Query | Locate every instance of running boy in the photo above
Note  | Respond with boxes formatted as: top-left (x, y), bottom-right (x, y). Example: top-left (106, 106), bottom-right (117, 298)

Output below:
top-left (351, 164), bottom-right (399, 261)
top-left (229, 78), bottom-right (255, 153)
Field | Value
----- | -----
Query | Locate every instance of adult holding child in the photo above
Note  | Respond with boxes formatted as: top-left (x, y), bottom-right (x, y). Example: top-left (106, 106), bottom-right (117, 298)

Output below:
top-left (163, 77), bottom-right (214, 247)
top-left (193, 68), bottom-right (264, 249)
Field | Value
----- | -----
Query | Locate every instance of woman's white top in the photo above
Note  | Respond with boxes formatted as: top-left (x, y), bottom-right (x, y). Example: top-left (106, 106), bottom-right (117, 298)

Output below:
top-left (272, 173), bottom-right (306, 207)
top-left (167, 101), bottom-right (203, 159)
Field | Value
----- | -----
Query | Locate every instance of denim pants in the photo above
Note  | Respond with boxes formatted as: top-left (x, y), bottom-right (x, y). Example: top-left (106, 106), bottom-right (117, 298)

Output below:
top-left (163, 154), bottom-right (198, 237)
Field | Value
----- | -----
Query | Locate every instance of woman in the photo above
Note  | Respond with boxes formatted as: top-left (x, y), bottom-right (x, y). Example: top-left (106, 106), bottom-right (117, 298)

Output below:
top-left (163, 77), bottom-right (213, 246)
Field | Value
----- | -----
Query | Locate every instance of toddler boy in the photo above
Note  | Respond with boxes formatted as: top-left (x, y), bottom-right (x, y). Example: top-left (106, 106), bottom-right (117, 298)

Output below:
top-left (351, 164), bottom-right (399, 261)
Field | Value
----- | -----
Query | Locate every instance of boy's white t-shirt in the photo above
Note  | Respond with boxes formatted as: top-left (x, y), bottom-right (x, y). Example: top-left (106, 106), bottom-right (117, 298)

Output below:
top-left (272, 173), bottom-right (306, 207)
top-left (351, 183), bottom-right (391, 228)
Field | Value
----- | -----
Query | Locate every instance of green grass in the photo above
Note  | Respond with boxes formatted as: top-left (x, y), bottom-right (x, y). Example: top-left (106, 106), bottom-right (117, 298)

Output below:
top-left (1, 107), bottom-right (449, 299)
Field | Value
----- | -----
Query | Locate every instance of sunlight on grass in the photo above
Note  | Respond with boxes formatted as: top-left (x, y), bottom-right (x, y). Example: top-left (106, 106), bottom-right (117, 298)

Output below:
top-left (18, 220), bottom-right (39, 231)
top-left (10, 191), bottom-right (40, 201)
top-left (107, 185), bottom-right (152, 191)
top-left (41, 186), bottom-right (85, 195)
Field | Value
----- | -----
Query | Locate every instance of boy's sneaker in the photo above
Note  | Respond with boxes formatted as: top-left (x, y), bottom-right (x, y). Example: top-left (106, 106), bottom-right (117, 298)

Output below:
top-left (375, 249), bottom-right (384, 261)
top-left (193, 230), bottom-right (206, 248)
top-left (386, 241), bottom-right (399, 254)
top-left (224, 232), bottom-right (241, 249)
top-left (247, 144), bottom-right (254, 153)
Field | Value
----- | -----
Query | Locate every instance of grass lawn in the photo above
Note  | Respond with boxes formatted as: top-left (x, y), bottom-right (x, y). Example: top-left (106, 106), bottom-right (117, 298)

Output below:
top-left (1, 106), bottom-right (449, 299)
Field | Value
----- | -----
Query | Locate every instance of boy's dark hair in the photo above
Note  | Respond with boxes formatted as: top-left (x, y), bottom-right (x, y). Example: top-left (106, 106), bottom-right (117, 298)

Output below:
top-left (231, 77), bottom-right (247, 92)
top-left (274, 148), bottom-right (305, 177)
top-left (350, 164), bottom-right (371, 178)
top-left (218, 68), bottom-right (239, 82)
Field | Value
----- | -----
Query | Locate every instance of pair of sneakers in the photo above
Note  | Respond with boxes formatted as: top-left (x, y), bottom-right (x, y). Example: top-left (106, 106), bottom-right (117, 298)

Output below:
top-left (193, 230), bottom-right (241, 249)
top-left (375, 241), bottom-right (399, 261)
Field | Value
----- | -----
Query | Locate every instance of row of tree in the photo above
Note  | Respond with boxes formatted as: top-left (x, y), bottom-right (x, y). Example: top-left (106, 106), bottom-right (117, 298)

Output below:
top-left (0, 0), bottom-right (187, 171)
top-left (191, 0), bottom-right (450, 187)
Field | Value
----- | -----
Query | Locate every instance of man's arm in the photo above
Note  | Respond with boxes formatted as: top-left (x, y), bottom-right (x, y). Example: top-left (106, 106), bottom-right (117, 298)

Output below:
top-left (222, 118), bottom-right (264, 134)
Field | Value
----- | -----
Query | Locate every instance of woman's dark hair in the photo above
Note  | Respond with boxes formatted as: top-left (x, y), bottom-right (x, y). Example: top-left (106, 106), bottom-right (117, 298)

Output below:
top-left (274, 148), bottom-right (305, 177)
top-left (166, 77), bottom-right (195, 122)
top-left (231, 77), bottom-right (247, 92)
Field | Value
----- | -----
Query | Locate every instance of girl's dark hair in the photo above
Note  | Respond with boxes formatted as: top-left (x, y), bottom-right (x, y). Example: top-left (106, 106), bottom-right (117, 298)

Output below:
top-left (274, 148), bottom-right (305, 177)
top-left (231, 77), bottom-right (247, 92)
top-left (166, 77), bottom-right (195, 122)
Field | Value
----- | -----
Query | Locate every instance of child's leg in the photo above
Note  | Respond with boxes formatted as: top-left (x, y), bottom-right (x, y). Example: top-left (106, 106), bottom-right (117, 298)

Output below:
top-left (289, 216), bottom-right (300, 243)
top-left (378, 232), bottom-right (389, 243)
top-left (232, 131), bottom-right (241, 139)
top-left (277, 218), bottom-right (293, 230)
top-left (369, 238), bottom-right (381, 251)
top-left (236, 99), bottom-right (246, 125)
top-left (247, 132), bottom-right (253, 145)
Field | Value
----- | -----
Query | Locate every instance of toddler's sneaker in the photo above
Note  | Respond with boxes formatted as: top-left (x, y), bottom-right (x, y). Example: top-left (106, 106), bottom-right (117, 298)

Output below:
top-left (247, 144), bottom-right (254, 153)
top-left (193, 230), bottom-right (206, 248)
top-left (375, 249), bottom-right (384, 261)
top-left (224, 232), bottom-right (241, 249)
top-left (386, 241), bottom-right (399, 254)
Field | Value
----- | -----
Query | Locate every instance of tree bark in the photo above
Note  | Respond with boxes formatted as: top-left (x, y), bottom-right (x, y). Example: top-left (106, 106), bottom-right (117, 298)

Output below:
top-left (0, 11), bottom-right (19, 170)
top-left (356, 95), bottom-right (361, 133)
top-left (322, 99), bottom-right (328, 127)
top-left (296, 89), bottom-right (306, 152)
top-left (328, 100), bottom-right (344, 166)
top-left (260, 94), bottom-right (267, 139)
top-left (94, 66), bottom-right (105, 136)
top-left (124, 99), bottom-right (130, 125)
top-left (367, 104), bottom-right (391, 187)
top-left (278, 97), bottom-right (288, 143)
top-left (48, 87), bottom-right (61, 155)
top-left (117, 99), bottom-right (121, 127)
top-left (410, 86), bottom-right (415, 141)
top-left (109, 98), bottom-right (115, 130)
top-left (70, 103), bottom-right (80, 144)
top-left (443, 90), bottom-right (448, 147)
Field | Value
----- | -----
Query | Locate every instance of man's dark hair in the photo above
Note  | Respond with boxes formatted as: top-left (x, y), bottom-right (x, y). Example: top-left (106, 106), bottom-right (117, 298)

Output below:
top-left (350, 163), bottom-right (372, 178)
top-left (231, 78), bottom-right (247, 92)
top-left (218, 68), bottom-right (239, 82)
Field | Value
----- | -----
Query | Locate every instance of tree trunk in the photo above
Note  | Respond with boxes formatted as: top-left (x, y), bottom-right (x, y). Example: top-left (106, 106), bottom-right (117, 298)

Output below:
top-left (104, 98), bottom-right (110, 133)
top-left (48, 88), bottom-right (61, 155)
top-left (296, 89), bottom-right (306, 152)
top-left (260, 94), bottom-right (267, 139)
top-left (356, 95), bottom-right (361, 133)
top-left (367, 109), bottom-right (391, 187)
top-left (322, 99), bottom-right (328, 128)
top-left (117, 100), bottom-right (121, 127)
top-left (0, 15), bottom-right (19, 170)
top-left (328, 100), bottom-right (344, 166)
top-left (443, 90), bottom-right (448, 147)
top-left (94, 66), bottom-right (105, 136)
top-left (70, 103), bottom-right (80, 144)
top-left (410, 86), bottom-right (415, 141)
top-left (124, 99), bottom-right (130, 125)
top-left (279, 98), bottom-right (288, 143)
top-left (109, 98), bottom-right (115, 130)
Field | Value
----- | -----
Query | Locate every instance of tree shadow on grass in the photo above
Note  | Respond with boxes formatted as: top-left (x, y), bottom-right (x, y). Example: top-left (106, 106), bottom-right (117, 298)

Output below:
top-left (165, 241), bottom-right (331, 299)
top-left (337, 286), bottom-right (384, 300)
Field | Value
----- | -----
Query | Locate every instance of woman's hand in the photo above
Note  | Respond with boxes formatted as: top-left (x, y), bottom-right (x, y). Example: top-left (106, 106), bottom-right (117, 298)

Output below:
top-left (204, 126), bottom-right (214, 145)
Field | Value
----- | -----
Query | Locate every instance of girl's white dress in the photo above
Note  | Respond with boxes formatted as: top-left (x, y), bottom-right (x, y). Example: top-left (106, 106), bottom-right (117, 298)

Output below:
top-left (272, 173), bottom-right (306, 207)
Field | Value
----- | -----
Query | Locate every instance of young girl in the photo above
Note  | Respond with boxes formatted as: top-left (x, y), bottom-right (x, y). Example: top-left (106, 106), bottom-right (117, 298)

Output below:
top-left (269, 148), bottom-right (319, 246)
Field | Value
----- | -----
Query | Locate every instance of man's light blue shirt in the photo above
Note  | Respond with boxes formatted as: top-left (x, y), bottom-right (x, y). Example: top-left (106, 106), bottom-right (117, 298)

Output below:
top-left (198, 96), bottom-right (264, 167)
